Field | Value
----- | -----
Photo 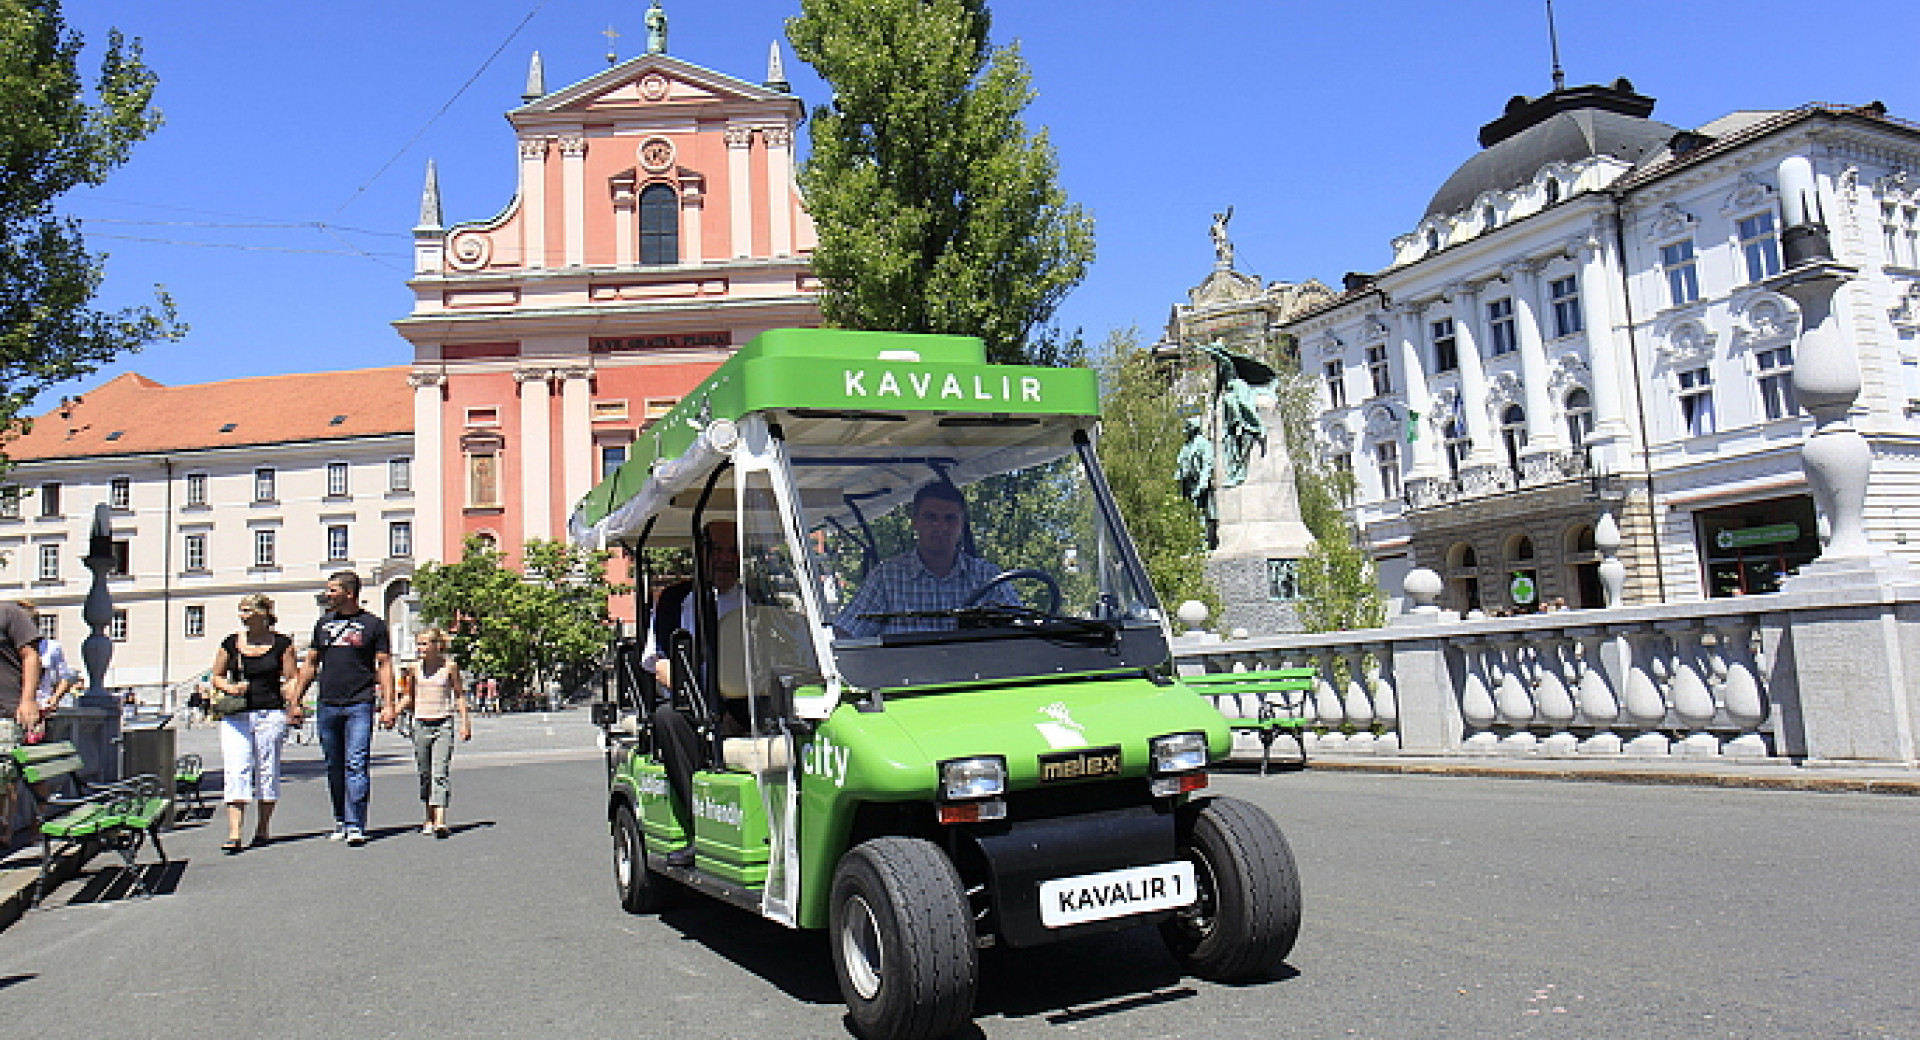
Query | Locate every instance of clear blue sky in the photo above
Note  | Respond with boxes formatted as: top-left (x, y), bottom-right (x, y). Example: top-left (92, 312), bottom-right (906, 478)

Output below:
top-left (53, 0), bottom-right (1920, 404)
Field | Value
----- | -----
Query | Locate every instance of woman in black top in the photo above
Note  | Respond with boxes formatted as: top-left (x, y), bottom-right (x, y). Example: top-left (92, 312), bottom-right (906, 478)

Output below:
top-left (209, 593), bottom-right (297, 852)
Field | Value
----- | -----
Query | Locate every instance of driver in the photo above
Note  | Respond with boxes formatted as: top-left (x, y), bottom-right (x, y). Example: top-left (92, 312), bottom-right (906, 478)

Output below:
top-left (835, 481), bottom-right (1020, 637)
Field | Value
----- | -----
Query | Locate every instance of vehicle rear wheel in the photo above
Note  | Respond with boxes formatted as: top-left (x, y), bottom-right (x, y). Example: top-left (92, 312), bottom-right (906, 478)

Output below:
top-left (1159, 795), bottom-right (1301, 980)
top-left (613, 803), bottom-right (674, 914)
top-left (830, 837), bottom-right (977, 1040)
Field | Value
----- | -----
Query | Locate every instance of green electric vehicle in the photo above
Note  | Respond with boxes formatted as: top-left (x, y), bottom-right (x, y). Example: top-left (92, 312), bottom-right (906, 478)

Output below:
top-left (572, 328), bottom-right (1301, 1040)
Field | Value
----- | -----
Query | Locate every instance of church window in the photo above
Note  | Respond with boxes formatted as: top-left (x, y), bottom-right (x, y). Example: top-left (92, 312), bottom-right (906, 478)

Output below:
top-left (639, 184), bottom-right (679, 265)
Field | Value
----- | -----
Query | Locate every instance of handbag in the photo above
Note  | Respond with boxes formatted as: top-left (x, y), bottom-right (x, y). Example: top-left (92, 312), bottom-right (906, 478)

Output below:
top-left (213, 636), bottom-right (252, 716)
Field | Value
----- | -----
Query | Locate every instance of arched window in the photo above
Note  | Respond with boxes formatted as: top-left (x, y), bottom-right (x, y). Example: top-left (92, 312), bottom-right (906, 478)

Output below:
top-left (1506, 535), bottom-right (1535, 563)
top-left (639, 184), bottom-right (679, 265)
top-left (1500, 404), bottom-right (1527, 472)
top-left (1564, 388), bottom-right (1594, 447)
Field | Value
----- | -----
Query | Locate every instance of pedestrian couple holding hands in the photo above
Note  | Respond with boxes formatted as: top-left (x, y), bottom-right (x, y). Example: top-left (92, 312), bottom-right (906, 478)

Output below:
top-left (208, 570), bottom-right (471, 853)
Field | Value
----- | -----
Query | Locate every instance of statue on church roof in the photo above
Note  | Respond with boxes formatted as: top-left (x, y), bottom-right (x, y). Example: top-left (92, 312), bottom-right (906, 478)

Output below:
top-left (1209, 205), bottom-right (1235, 269)
top-left (645, 1), bottom-right (668, 55)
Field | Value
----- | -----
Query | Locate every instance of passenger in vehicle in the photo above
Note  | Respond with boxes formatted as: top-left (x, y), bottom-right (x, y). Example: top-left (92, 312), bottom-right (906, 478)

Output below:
top-left (642, 521), bottom-right (740, 868)
top-left (834, 482), bottom-right (1020, 637)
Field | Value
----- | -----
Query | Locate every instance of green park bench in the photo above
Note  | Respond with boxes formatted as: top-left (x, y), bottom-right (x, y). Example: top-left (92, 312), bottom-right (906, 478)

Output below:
top-left (1183, 667), bottom-right (1316, 775)
top-left (174, 754), bottom-right (206, 815)
top-left (10, 741), bottom-right (172, 906)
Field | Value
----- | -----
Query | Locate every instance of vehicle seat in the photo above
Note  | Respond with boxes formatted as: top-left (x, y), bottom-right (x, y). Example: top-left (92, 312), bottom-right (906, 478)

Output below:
top-left (721, 735), bottom-right (790, 773)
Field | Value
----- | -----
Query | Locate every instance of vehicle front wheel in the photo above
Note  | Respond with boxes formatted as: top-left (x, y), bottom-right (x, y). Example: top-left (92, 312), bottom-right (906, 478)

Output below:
top-left (1160, 795), bottom-right (1301, 981)
top-left (830, 837), bottom-right (978, 1040)
top-left (613, 803), bottom-right (674, 914)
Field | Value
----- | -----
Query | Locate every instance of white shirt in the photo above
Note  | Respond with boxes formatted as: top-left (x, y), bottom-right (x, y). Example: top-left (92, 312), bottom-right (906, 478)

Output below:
top-left (638, 584), bottom-right (745, 677)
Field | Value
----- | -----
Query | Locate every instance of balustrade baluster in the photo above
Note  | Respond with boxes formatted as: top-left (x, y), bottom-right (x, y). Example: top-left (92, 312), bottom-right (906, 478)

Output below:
top-left (1615, 624), bottom-right (1671, 755)
top-left (1662, 621), bottom-right (1719, 756)
top-left (1570, 627), bottom-right (1623, 755)
top-left (1341, 648), bottom-right (1377, 752)
top-left (1457, 636), bottom-right (1500, 751)
top-left (1312, 649), bottom-right (1345, 750)
top-left (1365, 643), bottom-right (1399, 750)
top-left (1492, 634), bottom-right (1539, 751)
top-left (1709, 617), bottom-right (1770, 757)
top-left (1533, 631), bottom-right (1578, 754)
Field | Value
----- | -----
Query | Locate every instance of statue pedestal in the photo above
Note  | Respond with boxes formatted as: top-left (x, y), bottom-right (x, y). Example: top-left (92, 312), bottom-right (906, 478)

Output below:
top-left (1208, 389), bottom-right (1315, 636)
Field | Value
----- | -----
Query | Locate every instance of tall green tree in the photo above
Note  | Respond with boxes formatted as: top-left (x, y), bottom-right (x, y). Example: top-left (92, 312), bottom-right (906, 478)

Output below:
top-left (1, 0), bottom-right (181, 438)
top-left (415, 536), bottom-right (629, 702)
top-left (1095, 328), bottom-right (1218, 618)
top-left (787, 0), bottom-right (1094, 365)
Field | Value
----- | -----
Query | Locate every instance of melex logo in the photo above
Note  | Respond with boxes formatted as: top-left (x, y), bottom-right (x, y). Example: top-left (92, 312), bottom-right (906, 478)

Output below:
top-left (693, 792), bottom-right (743, 827)
top-left (636, 773), bottom-right (668, 797)
top-left (1039, 745), bottom-right (1122, 783)
top-left (842, 368), bottom-right (1044, 404)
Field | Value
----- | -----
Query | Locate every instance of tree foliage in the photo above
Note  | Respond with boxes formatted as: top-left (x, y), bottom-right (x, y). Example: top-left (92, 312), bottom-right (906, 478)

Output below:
top-left (1, 0), bottom-right (182, 439)
top-left (787, 0), bottom-right (1094, 365)
top-left (414, 536), bottom-right (629, 700)
top-left (1094, 328), bottom-right (1219, 619)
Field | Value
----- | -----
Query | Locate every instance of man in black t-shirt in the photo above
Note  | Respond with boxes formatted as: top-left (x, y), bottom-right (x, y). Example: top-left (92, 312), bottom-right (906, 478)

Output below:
top-left (292, 570), bottom-right (395, 846)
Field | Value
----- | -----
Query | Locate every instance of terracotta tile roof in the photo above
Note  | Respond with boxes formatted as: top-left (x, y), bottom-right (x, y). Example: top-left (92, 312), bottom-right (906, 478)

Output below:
top-left (2, 368), bottom-right (413, 461)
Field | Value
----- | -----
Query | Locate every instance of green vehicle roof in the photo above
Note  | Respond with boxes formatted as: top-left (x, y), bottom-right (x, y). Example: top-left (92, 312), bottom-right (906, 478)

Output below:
top-left (569, 328), bottom-right (1102, 538)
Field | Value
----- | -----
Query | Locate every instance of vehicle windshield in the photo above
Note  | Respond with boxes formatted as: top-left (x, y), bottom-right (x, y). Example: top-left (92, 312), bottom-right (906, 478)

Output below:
top-left (776, 410), bottom-right (1167, 689)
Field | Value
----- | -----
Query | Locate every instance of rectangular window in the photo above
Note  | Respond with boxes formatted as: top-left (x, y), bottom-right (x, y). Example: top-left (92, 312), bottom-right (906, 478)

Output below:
top-left (36, 614), bottom-right (56, 641)
top-left (110, 476), bottom-right (132, 511)
top-left (254, 529), bottom-right (277, 568)
top-left (1375, 441), bottom-right (1402, 500)
top-left (326, 524), bottom-right (349, 562)
top-left (39, 482), bottom-right (60, 518)
top-left (389, 457), bottom-right (412, 493)
top-left (185, 532), bottom-right (207, 572)
top-left (327, 461), bottom-right (350, 498)
top-left (0, 486), bottom-right (19, 519)
top-left (185, 604), bottom-right (206, 639)
top-left (1266, 559), bottom-right (1301, 602)
top-left (1329, 452), bottom-right (1356, 506)
top-left (1661, 240), bottom-right (1701, 305)
top-left (109, 609), bottom-right (127, 642)
top-left (185, 472), bottom-right (208, 507)
top-left (1550, 276), bottom-right (1584, 337)
top-left (1738, 211), bottom-right (1782, 282)
top-left (1486, 298), bottom-right (1517, 356)
top-left (1884, 203), bottom-right (1919, 268)
top-left (600, 443), bottom-right (628, 481)
top-left (254, 468), bottom-right (276, 503)
top-left (37, 544), bottom-right (59, 581)
top-left (109, 539), bottom-right (130, 577)
top-left (465, 407), bottom-right (500, 427)
top-left (1678, 366), bottom-right (1716, 436)
top-left (467, 453), bottom-right (501, 507)
top-left (1756, 346), bottom-right (1798, 420)
top-left (1323, 360), bottom-right (1347, 409)
top-left (592, 400), bottom-right (629, 422)
top-left (1365, 345), bottom-right (1393, 397)
top-left (1430, 318), bottom-right (1459, 373)
top-left (389, 521), bottom-right (413, 558)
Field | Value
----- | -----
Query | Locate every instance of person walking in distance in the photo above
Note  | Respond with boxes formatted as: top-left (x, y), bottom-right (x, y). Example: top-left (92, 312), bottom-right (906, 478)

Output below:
top-left (293, 571), bottom-right (395, 846)
top-left (209, 593), bottom-right (298, 852)
top-left (398, 628), bottom-right (470, 838)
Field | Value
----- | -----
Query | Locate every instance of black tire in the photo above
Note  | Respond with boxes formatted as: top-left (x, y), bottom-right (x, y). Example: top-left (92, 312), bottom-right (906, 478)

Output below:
top-left (830, 838), bottom-right (978, 1040)
top-left (1160, 796), bottom-right (1302, 981)
top-left (613, 803), bottom-right (674, 914)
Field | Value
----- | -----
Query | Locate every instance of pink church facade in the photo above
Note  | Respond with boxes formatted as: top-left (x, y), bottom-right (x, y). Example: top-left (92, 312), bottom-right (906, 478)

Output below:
top-left (395, 42), bottom-right (820, 581)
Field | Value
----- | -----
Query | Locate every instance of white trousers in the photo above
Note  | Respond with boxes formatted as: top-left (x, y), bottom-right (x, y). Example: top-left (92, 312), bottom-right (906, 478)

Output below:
top-left (219, 709), bottom-right (287, 803)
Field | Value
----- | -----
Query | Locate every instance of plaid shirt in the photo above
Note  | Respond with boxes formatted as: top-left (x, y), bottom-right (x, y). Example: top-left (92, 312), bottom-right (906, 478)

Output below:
top-left (835, 551), bottom-right (1019, 637)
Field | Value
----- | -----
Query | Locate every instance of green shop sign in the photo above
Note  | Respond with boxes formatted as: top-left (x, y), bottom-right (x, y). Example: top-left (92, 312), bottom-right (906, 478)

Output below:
top-left (1509, 571), bottom-right (1537, 605)
top-left (1715, 523), bottom-right (1800, 549)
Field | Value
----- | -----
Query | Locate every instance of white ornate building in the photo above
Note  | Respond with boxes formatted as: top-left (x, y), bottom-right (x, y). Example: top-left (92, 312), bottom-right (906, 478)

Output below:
top-left (0, 369), bottom-right (415, 694)
top-left (1285, 81), bottom-right (1920, 609)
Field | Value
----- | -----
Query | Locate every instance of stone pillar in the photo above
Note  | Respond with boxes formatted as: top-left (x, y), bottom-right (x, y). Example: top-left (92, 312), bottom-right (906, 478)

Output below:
top-left (763, 125), bottom-right (793, 258)
top-left (1574, 219), bottom-right (1632, 468)
top-left (559, 134), bottom-right (587, 268)
top-left (1392, 304), bottom-right (1441, 478)
top-left (74, 503), bottom-right (123, 784)
top-left (725, 126), bottom-right (754, 259)
top-left (611, 173), bottom-right (636, 268)
top-left (519, 137), bottom-right (549, 269)
top-left (558, 366), bottom-right (593, 519)
top-left (409, 371), bottom-right (446, 562)
top-left (1503, 259), bottom-right (1560, 453)
top-left (517, 368), bottom-right (553, 541)
top-left (1443, 284), bottom-right (1499, 466)
top-left (681, 176), bottom-right (706, 265)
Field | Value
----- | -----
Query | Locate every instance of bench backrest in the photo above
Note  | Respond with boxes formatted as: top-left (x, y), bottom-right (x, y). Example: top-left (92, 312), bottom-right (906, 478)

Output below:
top-left (10, 741), bottom-right (87, 785)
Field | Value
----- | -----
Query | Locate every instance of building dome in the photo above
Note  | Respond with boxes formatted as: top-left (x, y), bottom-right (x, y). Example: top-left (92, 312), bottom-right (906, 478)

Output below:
top-left (1425, 79), bottom-right (1679, 219)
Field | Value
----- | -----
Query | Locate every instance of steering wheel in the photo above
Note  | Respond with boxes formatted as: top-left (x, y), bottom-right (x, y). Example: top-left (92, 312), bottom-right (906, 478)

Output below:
top-left (963, 568), bottom-right (1062, 616)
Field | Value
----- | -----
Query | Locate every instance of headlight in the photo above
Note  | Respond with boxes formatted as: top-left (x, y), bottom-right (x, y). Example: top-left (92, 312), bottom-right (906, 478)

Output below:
top-left (940, 756), bottom-right (1007, 800)
top-left (1151, 732), bottom-right (1209, 774)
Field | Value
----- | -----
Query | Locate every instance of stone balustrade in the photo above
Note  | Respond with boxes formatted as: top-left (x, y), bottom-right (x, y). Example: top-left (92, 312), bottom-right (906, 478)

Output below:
top-left (1174, 578), bottom-right (1920, 766)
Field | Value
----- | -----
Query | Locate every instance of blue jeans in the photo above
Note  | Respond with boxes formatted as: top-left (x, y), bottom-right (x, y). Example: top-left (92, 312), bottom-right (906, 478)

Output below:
top-left (316, 701), bottom-right (375, 830)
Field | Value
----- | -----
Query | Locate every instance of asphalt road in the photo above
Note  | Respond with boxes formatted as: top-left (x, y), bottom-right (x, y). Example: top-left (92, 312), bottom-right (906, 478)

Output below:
top-left (2, 712), bottom-right (1916, 1039)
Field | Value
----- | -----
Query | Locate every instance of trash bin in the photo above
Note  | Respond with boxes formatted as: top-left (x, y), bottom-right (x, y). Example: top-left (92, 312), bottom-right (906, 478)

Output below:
top-left (121, 720), bottom-right (179, 827)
